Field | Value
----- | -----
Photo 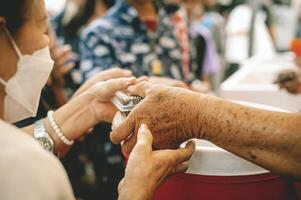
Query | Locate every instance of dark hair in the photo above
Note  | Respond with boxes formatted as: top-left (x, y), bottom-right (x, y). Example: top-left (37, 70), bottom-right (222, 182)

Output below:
top-left (64, 0), bottom-right (115, 37)
top-left (0, 0), bottom-right (30, 33)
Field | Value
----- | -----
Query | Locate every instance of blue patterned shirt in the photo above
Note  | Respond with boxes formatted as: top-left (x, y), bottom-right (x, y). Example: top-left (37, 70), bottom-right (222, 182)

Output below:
top-left (79, 0), bottom-right (185, 80)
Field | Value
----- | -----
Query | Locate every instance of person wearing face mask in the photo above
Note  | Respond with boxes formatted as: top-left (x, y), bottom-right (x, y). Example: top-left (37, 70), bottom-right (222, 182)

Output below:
top-left (0, 1), bottom-right (195, 199)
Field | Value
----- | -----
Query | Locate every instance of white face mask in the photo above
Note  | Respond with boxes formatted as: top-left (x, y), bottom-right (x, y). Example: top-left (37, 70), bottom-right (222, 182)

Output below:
top-left (0, 28), bottom-right (54, 123)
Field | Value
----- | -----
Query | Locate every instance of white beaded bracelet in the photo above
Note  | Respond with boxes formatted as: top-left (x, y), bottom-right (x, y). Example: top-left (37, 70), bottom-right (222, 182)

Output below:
top-left (47, 110), bottom-right (74, 146)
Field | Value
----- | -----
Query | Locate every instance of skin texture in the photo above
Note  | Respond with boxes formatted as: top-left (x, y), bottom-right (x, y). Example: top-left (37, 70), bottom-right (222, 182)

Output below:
top-left (110, 81), bottom-right (301, 182)
top-left (118, 124), bottom-right (195, 200)
top-left (111, 83), bottom-right (200, 152)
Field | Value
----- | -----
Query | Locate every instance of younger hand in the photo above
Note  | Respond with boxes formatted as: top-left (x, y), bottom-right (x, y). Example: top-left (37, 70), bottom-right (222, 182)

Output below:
top-left (73, 68), bottom-right (133, 97)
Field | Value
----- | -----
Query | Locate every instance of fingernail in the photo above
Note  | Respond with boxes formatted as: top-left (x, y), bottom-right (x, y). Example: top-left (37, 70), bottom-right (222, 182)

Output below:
top-left (140, 124), bottom-right (148, 131)
top-left (186, 140), bottom-right (195, 149)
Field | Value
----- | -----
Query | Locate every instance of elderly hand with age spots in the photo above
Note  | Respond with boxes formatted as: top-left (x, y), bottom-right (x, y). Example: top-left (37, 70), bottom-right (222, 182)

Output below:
top-left (110, 81), bottom-right (203, 155)
top-left (111, 81), bottom-right (301, 181)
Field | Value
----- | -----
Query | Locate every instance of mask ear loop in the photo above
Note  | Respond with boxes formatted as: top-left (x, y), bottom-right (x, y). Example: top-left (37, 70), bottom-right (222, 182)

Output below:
top-left (0, 27), bottom-right (15, 86)
top-left (3, 28), bottom-right (22, 58)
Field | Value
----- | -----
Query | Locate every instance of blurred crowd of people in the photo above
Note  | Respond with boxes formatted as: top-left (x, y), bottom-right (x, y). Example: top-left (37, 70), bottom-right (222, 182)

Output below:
top-left (24, 0), bottom-right (301, 199)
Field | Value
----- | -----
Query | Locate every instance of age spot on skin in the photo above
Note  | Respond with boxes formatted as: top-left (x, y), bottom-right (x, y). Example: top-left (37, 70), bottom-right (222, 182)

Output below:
top-left (249, 152), bottom-right (257, 160)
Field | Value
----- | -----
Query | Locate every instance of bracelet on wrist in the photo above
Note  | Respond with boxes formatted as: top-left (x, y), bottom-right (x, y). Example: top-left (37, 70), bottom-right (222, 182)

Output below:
top-left (47, 110), bottom-right (74, 146)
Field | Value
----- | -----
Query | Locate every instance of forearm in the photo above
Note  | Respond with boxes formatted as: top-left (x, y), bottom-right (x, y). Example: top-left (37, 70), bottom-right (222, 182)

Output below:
top-left (194, 95), bottom-right (301, 180)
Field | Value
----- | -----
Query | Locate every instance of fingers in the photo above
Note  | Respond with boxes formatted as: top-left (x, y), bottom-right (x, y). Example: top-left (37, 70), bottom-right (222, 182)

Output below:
top-left (90, 77), bottom-right (136, 103)
top-left (106, 77), bottom-right (137, 95)
top-left (60, 62), bottom-right (76, 74)
top-left (121, 135), bottom-right (137, 156)
top-left (53, 45), bottom-right (75, 65)
top-left (53, 45), bottom-right (72, 58)
top-left (169, 141), bottom-right (195, 164)
top-left (56, 52), bottom-right (76, 67)
top-left (171, 161), bottom-right (190, 175)
top-left (157, 162), bottom-right (189, 187)
top-left (133, 124), bottom-right (153, 153)
top-left (110, 114), bottom-right (135, 144)
top-left (137, 76), bottom-right (149, 82)
top-left (127, 81), bottom-right (152, 97)
top-left (73, 69), bottom-right (133, 97)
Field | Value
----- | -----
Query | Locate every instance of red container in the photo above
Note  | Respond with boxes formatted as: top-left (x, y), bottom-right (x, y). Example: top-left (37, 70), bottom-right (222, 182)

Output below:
top-left (152, 140), bottom-right (292, 200)
top-left (122, 139), bottom-right (296, 200)
top-left (154, 173), bottom-right (290, 200)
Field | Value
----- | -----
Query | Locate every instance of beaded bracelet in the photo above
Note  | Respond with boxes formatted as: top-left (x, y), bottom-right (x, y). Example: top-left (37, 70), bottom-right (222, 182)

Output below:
top-left (47, 110), bottom-right (74, 146)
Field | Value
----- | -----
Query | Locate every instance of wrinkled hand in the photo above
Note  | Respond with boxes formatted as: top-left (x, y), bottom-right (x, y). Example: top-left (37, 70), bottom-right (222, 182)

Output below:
top-left (73, 68), bottom-right (133, 97)
top-left (110, 81), bottom-right (203, 155)
top-left (118, 124), bottom-right (195, 200)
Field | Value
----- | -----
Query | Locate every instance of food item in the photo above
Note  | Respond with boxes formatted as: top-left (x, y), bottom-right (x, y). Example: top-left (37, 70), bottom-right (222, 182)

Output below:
top-left (112, 91), bottom-right (143, 116)
top-left (111, 91), bottom-right (143, 130)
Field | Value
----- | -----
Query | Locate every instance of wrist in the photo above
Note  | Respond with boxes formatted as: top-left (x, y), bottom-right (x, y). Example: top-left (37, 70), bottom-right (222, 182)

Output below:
top-left (44, 117), bottom-right (70, 156)
top-left (193, 94), bottom-right (222, 140)
top-left (51, 93), bottom-right (98, 142)
top-left (184, 91), bottom-right (211, 140)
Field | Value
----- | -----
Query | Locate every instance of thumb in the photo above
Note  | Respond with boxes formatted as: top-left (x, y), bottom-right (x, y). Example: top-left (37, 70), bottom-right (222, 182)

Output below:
top-left (132, 124), bottom-right (153, 154)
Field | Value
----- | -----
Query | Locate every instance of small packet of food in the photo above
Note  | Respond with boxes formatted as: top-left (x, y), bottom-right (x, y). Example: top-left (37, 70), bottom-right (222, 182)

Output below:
top-left (111, 91), bottom-right (143, 130)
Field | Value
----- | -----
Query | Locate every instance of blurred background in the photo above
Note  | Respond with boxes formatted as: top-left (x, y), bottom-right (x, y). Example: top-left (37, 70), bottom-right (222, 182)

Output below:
top-left (40, 0), bottom-right (301, 199)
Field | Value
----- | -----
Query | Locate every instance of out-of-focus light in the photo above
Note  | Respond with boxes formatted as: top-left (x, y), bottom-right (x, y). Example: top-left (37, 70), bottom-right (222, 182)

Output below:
top-left (45, 0), bottom-right (66, 16)
top-left (290, 38), bottom-right (301, 57)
